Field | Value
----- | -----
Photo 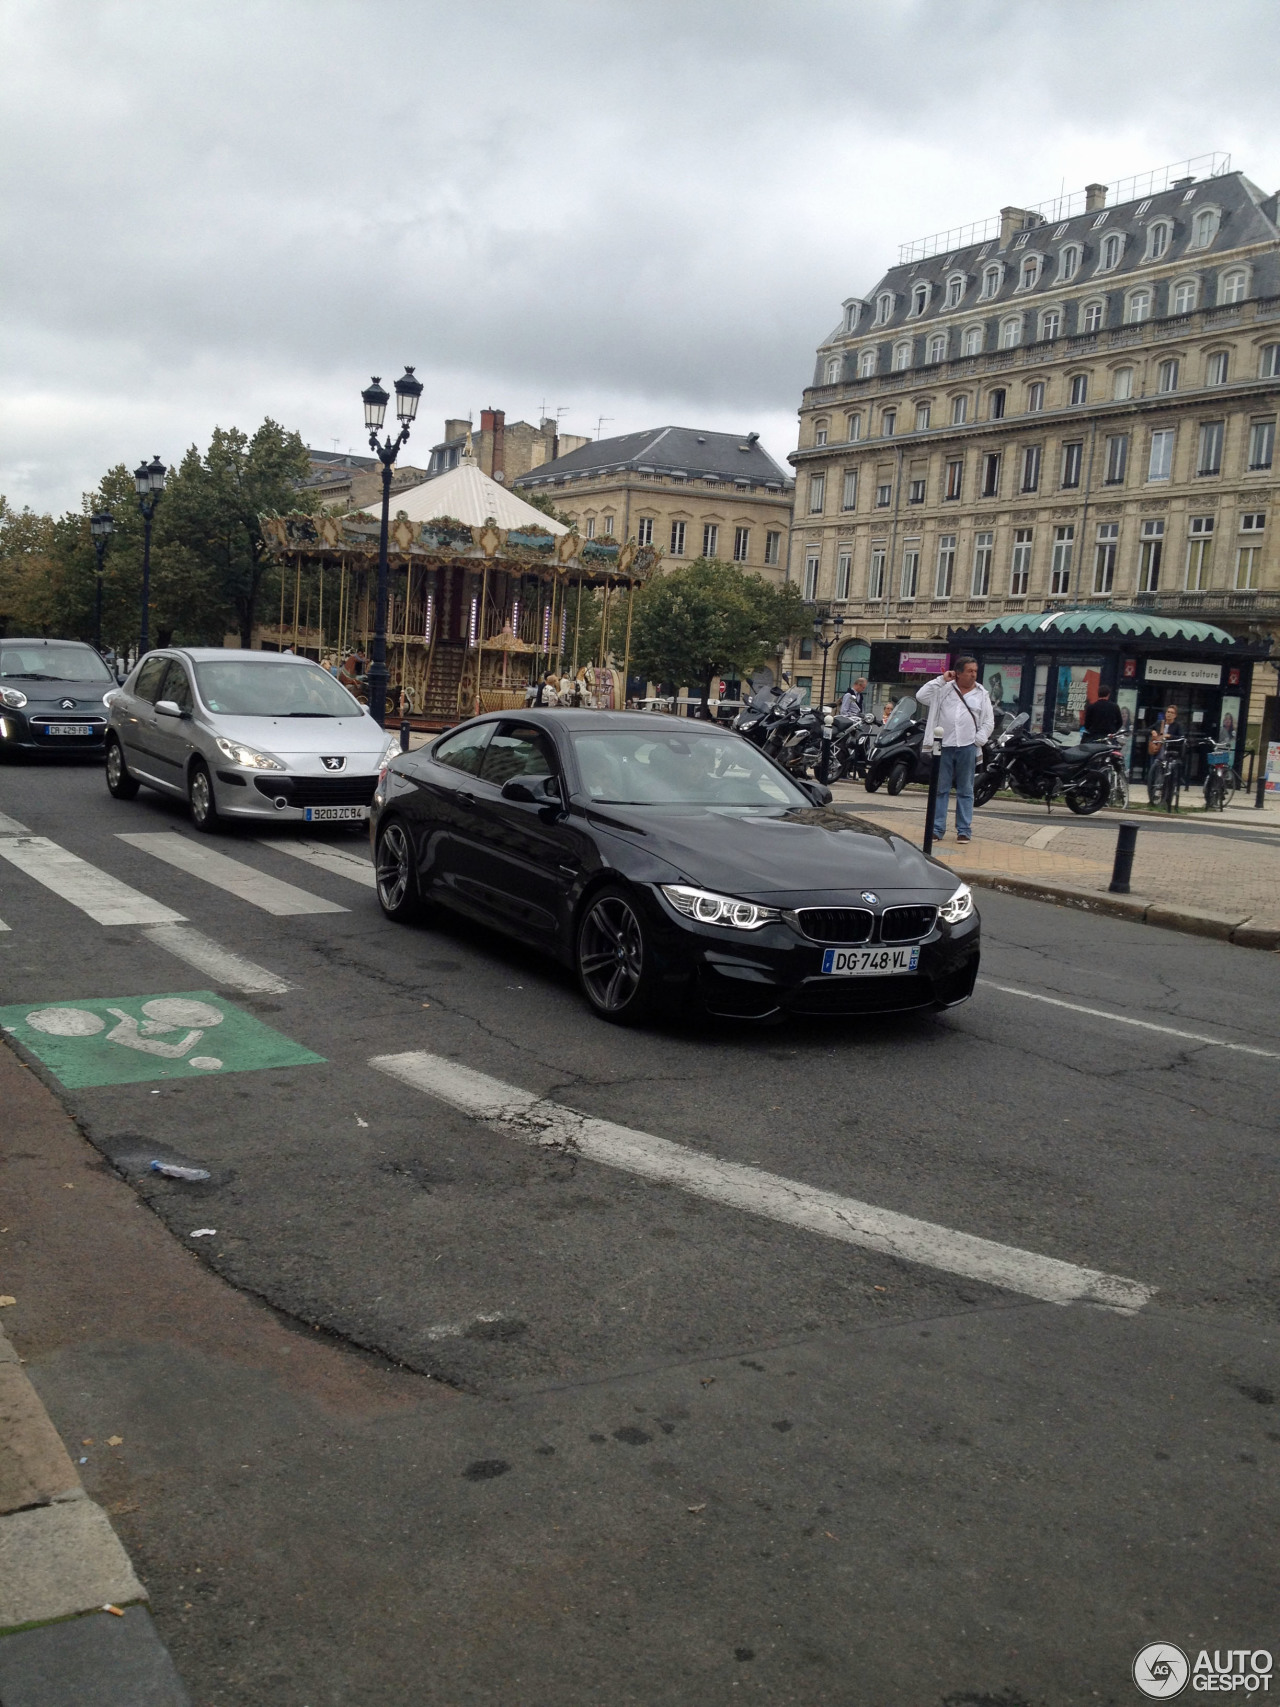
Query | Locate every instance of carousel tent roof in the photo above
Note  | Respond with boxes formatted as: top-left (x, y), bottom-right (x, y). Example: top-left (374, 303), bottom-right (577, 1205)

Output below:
top-left (361, 460), bottom-right (569, 534)
top-left (972, 608), bottom-right (1237, 645)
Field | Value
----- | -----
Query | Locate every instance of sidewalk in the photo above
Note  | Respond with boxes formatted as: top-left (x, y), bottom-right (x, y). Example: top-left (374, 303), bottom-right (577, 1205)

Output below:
top-left (831, 783), bottom-right (1280, 947)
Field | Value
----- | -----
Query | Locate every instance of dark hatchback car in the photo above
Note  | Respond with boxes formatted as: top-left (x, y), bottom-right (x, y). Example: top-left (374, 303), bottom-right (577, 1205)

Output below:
top-left (371, 710), bottom-right (979, 1025)
top-left (0, 638), bottom-right (119, 758)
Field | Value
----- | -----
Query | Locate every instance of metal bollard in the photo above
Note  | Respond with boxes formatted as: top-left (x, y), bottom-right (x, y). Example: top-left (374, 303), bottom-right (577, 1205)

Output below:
top-left (818, 713), bottom-right (834, 785)
top-left (1109, 821), bottom-right (1140, 893)
top-left (399, 718), bottom-right (410, 753)
top-left (921, 725), bottom-right (945, 856)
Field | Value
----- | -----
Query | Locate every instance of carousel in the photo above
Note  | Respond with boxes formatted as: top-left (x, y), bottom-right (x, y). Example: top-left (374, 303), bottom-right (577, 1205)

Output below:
top-left (259, 449), bottom-right (659, 725)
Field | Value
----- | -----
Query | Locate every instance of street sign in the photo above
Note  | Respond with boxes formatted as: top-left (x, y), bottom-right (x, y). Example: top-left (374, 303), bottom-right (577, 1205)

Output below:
top-left (1144, 659), bottom-right (1222, 686)
top-left (0, 990), bottom-right (324, 1089)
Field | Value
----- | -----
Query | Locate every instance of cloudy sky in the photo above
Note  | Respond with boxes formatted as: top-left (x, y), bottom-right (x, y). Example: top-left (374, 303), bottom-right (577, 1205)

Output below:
top-left (3, 0), bottom-right (1279, 515)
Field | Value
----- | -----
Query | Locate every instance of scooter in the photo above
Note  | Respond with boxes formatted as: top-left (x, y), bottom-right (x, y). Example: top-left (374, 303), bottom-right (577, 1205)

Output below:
top-left (863, 697), bottom-right (931, 795)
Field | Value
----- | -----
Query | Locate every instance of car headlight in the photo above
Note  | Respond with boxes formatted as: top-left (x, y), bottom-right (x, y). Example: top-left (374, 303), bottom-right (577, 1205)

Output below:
top-left (939, 882), bottom-right (974, 925)
top-left (660, 884), bottom-right (781, 930)
top-left (102, 690), bottom-right (118, 708)
top-left (214, 735), bottom-right (283, 771)
top-left (0, 688), bottom-right (27, 709)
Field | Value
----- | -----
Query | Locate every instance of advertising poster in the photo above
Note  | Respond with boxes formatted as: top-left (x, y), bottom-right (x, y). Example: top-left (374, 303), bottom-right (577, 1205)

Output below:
top-left (1267, 742), bottom-right (1280, 799)
top-left (1218, 694), bottom-right (1241, 755)
top-left (1116, 686), bottom-right (1139, 777)
top-left (1053, 662), bottom-right (1102, 745)
top-left (983, 662), bottom-right (1022, 715)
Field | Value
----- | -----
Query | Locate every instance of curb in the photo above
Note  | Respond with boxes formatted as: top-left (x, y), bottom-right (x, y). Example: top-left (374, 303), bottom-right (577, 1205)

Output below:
top-left (960, 869), bottom-right (1280, 950)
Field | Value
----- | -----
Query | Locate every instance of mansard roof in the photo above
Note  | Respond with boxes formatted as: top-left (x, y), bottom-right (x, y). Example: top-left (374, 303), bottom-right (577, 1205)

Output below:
top-left (515, 426), bottom-right (792, 490)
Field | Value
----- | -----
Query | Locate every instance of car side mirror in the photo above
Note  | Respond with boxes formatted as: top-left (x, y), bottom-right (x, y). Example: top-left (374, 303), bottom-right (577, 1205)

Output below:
top-left (501, 773), bottom-right (559, 804)
top-left (154, 699), bottom-right (182, 717)
top-left (806, 781), bottom-right (833, 806)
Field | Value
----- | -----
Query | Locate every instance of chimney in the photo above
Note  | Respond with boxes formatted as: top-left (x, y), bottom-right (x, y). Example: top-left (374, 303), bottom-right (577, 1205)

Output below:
top-left (1084, 183), bottom-right (1107, 214)
top-left (445, 418), bottom-right (470, 442)
top-left (999, 206), bottom-right (1033, 245)
top-left (481, 408), bottom-right (506, 484)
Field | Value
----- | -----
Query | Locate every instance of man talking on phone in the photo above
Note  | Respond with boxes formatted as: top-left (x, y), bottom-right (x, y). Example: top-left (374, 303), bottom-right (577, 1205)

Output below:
top-left (916, 657), bottom-right (994, 844)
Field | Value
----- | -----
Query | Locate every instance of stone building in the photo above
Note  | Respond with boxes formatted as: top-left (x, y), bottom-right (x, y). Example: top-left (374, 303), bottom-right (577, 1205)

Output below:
top-left (516, 425), bottom-right (795, 584)
top-left (791, 157), bottom-right (1280, 712)
top-left (301, 448), bottom-right (429, 512)
top-left (423, 412), bottom-right (590, 484)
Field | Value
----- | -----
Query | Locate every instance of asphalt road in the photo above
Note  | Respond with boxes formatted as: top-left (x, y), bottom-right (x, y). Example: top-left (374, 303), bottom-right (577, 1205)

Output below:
top-left (2, 755), bottom-right (1278, 1707)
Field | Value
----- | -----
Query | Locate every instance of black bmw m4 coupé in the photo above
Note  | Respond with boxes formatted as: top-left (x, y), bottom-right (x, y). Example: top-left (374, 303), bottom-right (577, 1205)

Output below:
top-left (370, 710), bottom-right (979, 1024)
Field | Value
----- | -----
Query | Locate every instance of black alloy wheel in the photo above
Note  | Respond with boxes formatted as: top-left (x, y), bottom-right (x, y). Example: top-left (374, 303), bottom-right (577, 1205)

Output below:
top-left (1065, 773), bottom-right (1109, 815)
top-left (188, 760), bottom-right (221, 833)
top-left (375, 818), bottom-right (426, 923)
top-left (105, 736), bottom-right (139, 800)
top-left (576, 885), bottom-right (659, 1024)
top-left (863, 769), bottom-right (883, 794)
top-left (886, 757), bottom-right (912, 796)
top-left (972, 768), bottom-right (1001, 808)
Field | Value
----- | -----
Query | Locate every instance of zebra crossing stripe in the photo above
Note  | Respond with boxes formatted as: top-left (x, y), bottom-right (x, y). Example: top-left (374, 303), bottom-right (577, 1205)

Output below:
top-left (143, 924), bottom-right (291, 993)
top-left (0, 812), bottom-right (31, 834)
top-left (257, 838), bottom-right (376, 889)
top-left (117, 833), bottom-right (347, 917)
top-left (0, 835), bottom-right (185, 926)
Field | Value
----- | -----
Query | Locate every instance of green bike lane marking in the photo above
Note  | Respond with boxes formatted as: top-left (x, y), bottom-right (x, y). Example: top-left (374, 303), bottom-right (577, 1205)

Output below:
top-left (0, 991), bottom-right (324, 1089)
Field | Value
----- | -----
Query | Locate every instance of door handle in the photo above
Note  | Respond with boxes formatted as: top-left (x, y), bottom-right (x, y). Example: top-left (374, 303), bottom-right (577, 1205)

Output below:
top-left (458, 790), bottom-right (476, 805)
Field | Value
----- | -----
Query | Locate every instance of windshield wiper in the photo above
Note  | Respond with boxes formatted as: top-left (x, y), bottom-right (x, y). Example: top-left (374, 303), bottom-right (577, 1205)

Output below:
top-left (284, 711), bottom-right (339, 717)
top-left (1, 672), bottom-right (63, 680)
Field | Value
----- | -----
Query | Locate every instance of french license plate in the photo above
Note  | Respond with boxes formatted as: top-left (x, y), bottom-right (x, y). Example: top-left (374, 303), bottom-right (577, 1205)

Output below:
top-left (303, 805), bottom-right (368, 822)
top-left (821, 945), bottom-right (920, 976)
top-left (42, 724), bottom-right (90, 736)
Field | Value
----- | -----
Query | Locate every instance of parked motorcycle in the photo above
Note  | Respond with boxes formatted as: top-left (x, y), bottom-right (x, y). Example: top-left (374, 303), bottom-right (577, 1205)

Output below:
top-left (973, 714), bottom-right (1126, 815)
top-left (863, 697), bottom-right (932, 795)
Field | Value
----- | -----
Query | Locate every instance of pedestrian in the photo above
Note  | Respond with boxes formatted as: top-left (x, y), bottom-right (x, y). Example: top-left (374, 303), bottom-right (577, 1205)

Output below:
top-left (531, 671), bottom-right (559, 707)
top-left (1083, 686), bottom-right (1123, 738)
top-left (916, 656), bottom-right (994, 844)
top-left (839, 678), bottom-right (865, 718)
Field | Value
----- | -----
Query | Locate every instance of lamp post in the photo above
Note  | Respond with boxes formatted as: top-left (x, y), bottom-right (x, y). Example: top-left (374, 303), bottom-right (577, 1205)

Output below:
top-left (90, 510), bottom-right (115, 657)
top-left (362, 368), bottom-right (423, 729)
top-left (813, 609), bottom-right (844, 710)
top-left (133, 455), bottom-right (166, 656)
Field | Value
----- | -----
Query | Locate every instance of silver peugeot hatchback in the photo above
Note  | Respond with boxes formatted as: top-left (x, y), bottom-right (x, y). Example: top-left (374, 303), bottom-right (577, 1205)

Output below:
top-left (105, 649), bottom-right (399, 832)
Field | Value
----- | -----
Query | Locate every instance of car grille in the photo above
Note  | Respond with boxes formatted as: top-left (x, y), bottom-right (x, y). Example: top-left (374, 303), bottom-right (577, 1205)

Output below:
top-left (253, 774), bottom-right (378, 808)
top-left (880, 905), bottom-right (938, 944)
top-left (793, 907), bottom-right (873, 944)
top-left (787, 975), bottom-right (934, 1016)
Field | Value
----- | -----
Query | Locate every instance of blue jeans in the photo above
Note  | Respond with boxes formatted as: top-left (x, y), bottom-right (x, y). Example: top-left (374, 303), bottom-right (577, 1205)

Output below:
top-left (933, 744), bottom-right (977, 839)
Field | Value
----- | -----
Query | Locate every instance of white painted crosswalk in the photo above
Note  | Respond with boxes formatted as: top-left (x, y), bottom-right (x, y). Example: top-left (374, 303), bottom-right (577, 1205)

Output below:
top-left (257, 837), bottom-right (376, 889)
top-left (0, 834), bottom-right (186, 927)
top-left (142, 924), bottom-right (292, 994)
top-left (117, 833), bottom-right (348, 917)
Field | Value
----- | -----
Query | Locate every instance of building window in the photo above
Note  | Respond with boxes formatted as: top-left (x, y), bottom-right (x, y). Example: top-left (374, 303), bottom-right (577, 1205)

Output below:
top-left (1197, 421), bottom-right (1224, 476)
top-left (971, 531), bottom-right (994, 596)
top-left (989, 388), bottom-right (1006, 420)
top-left (1193, 208), bottom-right (1219, 249)
top-left (868, 547), bottom-right (887, 600)
top-left (1207, 351), bottom-right (1229, 386)
top-left (1040, 309), bottom-right (1060, 341)
top-left (911, 283), bottom-right (928, 316)
top-left (637, 516), bottom-right (654, 545)
top-left (1156, 358), bottom-right (1179, 393)
top-left (841, 469), bottom-right (858, 511)
top-left (1082, 301), bottom-right (1103, 333)
top-left (1070, 373), bottom-right (1088, 405)
top-left (1186, 516), bottom-right (1214, 589)
top-left (946, 275), bottom-right (964, 308)
top-left (846, 412), bottom-right (862, 441)
top-left (603, 514), bottom-right (614, 535)
top-left (1050, 525), bottom-right (1074, 595)
top-left (999, 317), bottom-right (1022, 349)
top-left (944, 458), bottom-right (963, 501)
top-left (915, 402), bottom-right (931, 431)
top-left (963, 326), bottom-right (983, 355)
top-left (1260, 345), bottom-right (1280, 379)
top-left (1125, 290), bottom-right (1151, 324)
top-left (981, 265), bottom-right (1001, 298)
top-left (1148, 428), bottom-right (1175, 481)
top-left (893, 342), bottom-right (912, 371)
top-left (908, 478), bottom-right (926, 504)
top-left (1220, 270), bottom-right (1248, 305)
top-left (1010, 528), bottom-right (1033, 596)
top-left (1138, 518), bottom-right (1164, 592)
top-left (875, 482), bottom-right (892, 507)
top-left (1236, 545), bottom-right (1261, 590)
top-left (1249, 419), bottom-right (1275, 471)
top-left (1026, 381), bottom-right (1045, 413)
top-left (1061, 440), bottom-right (1083, 488)
top-left (733, 526), bottom-right (750, 562)
top-left (836, 548), bottom-right (852, 600)
top-left (1113, 366), bottom-right (1134, 400)
top-left (1173, 279), bottom-right (1198, 315)
top-left (764, 529), bottom-right (781, 566)
top-left (879, 410), bottom-right (895, 439)
top-left (1019, 443), bottom-right (1042, 493)
top-left (670, 520), bottom-right (686, 556)
top-left (935, 534), bottom-right (956, 597)
top-left (1093, 522), bottom-right (1119, 594)
top-left (981, 453), bottom-right (1001, 497)
top-left (951, 394), bottom-right (968, 425)
top-left (808, 473), bottom-right (825, 513)
top-left (859, 350), bottom-right (877, 377)
top-left (1018, 257), bottom-right (1037, 289)
top-left (1101, 233), bottom-right (1122, 270)
top-left (1060, 244), bottom-right (1081, 281)
top-left (703, 523), bottom-right (719, 557)
top-left (802, 551), bottom-right (819, 600)
top-left (876, 292), bottom-right (893, 324)
top-left (585, 516), bottom-right (596, 539)
top-left (824, 358), bottom-right (839, 384)
top-left (900, 544), bottom-right (920, 600)
top-left (815, 423), bottom-right (828, 446)
top-left (1147, 220), bottom-right (1170, 260)
top-left (1103, 433), bottom-right (1128, 485)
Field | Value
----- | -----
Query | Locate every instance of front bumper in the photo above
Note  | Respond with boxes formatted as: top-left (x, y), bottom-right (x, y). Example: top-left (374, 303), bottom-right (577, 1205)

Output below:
top-left (0, 711), bottom-right (108, 753)
top-left (210, 769), bottom-right (380, 822)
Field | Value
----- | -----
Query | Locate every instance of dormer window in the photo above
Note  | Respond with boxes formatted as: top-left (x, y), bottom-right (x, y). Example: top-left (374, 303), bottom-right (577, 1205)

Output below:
top-left (892, 341), bottom-right (912, 371)
top-left (999, 316), bottom-right (1022, 349)
top-left (910, 283), bottom-right (929, 316)
top-left (843, 300), bottom-right (860, 332)
top-left (875, 292), bottom-right (894, 324)
top-left (1100, 232), bottom-right (1123, 271)
top-left (1059, 244), bottom-right (1081, 281)
top-left (945, 273), bottom-right (965, 308)
top-left (1146, 220), bottom-right (1171, 260)
top-left (824, 357), bottom-right (839, 384)
top-left (1018, 255), bottom-right (1041, 290)
top-left (927, 333), bottom-right (946, 364)
top-left (1192, 207), bottom-right (1220, 248)
top-left (1125, 289), bottom-right (1151, 324)
top-left (980, 264), bottom-right (1002, 298)
top-left (1172, 278), bottom-right (1198, 314)
top-left (1092, 210), bottom-right (1110, 229)
top-left (1221, 269), bottom-right (1248, 305)
top-left (859, 349), bottom-right (877, 378)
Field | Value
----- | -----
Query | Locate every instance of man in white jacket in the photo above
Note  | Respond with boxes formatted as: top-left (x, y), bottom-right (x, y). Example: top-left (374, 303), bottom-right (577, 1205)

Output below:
top-left (915, 657), bottom-right (994, 844)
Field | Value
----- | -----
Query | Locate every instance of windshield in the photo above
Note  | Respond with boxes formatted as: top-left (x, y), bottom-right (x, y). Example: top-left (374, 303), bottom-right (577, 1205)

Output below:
top-left (193, 660), bottom-right (362, 717)
top-left (881, 695), bottom-right (918, 733)
top-left (0, 642), bottom-right (114, 682)
top-left (571, 729), bottom-right (808, 808)
top-left (775, 687), bottom-right (805, 713)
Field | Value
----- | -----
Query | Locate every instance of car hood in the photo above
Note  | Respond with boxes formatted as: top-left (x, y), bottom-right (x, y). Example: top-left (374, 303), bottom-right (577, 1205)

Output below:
top-left (200, 714), bottom-right (389, 757)
top-left (8, 676), bottom-right (115, 705)
top-left (585, 804), bottom-right (957, 897)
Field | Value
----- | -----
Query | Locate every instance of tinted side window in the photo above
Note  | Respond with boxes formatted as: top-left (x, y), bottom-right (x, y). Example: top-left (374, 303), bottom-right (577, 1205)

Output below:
top-left (134, 656), bottom-right (170, 703)
top-left (161, 662), bottom-right (193, 711)
top-left (481, 725), bottom-right (558, 787)
top-left (432, 724), bottom-right (492, 777)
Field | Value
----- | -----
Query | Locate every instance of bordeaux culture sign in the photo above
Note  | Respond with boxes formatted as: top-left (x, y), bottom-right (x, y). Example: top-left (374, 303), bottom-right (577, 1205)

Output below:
top-left (1144, 658), bottom-right (1224, 686)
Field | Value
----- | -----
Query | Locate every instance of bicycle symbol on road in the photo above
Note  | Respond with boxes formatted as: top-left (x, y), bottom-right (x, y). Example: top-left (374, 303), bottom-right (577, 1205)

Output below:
top-left (26, 998), bottom-right (227, 1071)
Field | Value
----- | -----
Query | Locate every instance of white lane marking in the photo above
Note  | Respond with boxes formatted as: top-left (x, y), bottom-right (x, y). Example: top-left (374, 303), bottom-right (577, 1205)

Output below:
top-left (117, 833), bottom-right (347, 917)
top-left (0, 918), bottom-right (9, 932)
top-left (142, 924), bottom-right (291, 993)
top-left (371, 1052), bottom-right (1153, 1312)
top-left (1025, 825), bottom-right (1066, 849)
top-left (0, 835), bottom-right (185, 926)
top-left (0, 812), bottom-right (31, 834)
top-left (978, 980), bottom-right (1280, 1061)
top-left (257, 837), bottom-right (376, 889)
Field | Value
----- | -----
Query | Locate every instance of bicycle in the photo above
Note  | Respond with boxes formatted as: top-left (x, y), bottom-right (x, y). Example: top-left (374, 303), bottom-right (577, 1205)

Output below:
top-left (1156, 735), bottom-right (1186, 813)
top-left (1146, 747), bottom-right (1170, 807)
top-left (1202, 740), bottom-right (1240, 811)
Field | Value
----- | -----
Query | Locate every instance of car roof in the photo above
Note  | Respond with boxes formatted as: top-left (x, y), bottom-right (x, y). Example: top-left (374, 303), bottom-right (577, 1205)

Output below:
top-left (464, 709), bottom-right (741, 734)
top-left (2, 637), bottom-right (101, 648)
top-left (164, 649), bottom-right (317, 663)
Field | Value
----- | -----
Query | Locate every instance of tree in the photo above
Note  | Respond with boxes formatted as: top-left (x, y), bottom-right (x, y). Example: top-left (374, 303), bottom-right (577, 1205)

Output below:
top-left (627, 558), bottom-right (809, 715)
top-left (517, 486), bottom-right (574, 526)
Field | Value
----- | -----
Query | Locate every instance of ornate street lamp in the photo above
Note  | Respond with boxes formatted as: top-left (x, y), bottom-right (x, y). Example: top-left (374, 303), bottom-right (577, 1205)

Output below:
top-left (90, 510), bottom-right (115, 656)
top-left (133, 454), bottom-right (166, 655)
top-left (362, 367), bottom-right (423, 728)
top-left (813, 608), bottom-right (844, 710)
